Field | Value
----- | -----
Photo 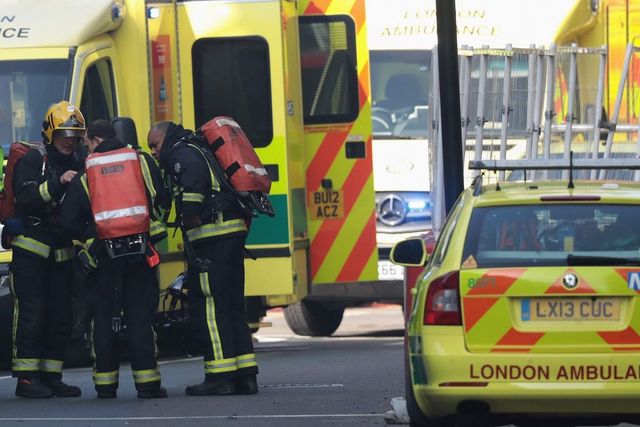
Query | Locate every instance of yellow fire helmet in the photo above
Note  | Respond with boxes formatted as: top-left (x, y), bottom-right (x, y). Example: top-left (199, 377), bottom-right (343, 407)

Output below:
top-left (41, 100), bottom-right (86, 144)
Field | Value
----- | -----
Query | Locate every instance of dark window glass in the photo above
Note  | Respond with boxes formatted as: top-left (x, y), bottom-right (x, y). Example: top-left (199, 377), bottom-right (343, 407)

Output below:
top-left (0, 59), bottom-right (69, 149)
top-left (299, 15), bottom-right (358, 124)
top-left (80, 59), bottom-right (117, 122)
top-left (192, 37), bottom-right (272, 148)
top-left (462, 204), bottom-right (640, 268)
top-left (370, 50), bottom-right (430, 138)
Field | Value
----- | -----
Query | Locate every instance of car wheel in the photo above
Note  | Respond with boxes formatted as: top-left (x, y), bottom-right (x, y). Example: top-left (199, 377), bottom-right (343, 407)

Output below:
top-left (283, 300), bottom-right (344, 336)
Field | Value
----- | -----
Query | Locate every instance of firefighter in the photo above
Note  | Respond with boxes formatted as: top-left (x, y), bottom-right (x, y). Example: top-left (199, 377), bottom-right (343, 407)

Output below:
top-left (10, 101), bottom-right (84, 398)
top-left (147, 121), bottom-right (258, 396)
top-left (58, 119), bottom-right (168, 399)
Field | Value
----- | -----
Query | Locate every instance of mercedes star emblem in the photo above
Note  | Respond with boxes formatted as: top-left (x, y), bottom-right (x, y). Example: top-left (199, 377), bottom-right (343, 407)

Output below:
top-left (377, 194), bottom-right (408, 226)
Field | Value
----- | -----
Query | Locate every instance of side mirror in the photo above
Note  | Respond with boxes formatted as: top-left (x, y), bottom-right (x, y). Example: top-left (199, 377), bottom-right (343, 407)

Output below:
top-left (390, 237), bottom-right (428, 267)
top-left (111, 116), bottom-right (139, 149)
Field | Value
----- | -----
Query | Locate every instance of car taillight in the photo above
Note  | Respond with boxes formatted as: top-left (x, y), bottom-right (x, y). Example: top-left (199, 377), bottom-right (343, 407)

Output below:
top-left (424, 271), bottom-right (461, 325)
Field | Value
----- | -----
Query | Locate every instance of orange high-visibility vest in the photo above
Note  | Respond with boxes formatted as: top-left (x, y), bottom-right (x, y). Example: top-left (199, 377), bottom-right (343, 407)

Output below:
top-left (86, 147), bottom-right (150, 239)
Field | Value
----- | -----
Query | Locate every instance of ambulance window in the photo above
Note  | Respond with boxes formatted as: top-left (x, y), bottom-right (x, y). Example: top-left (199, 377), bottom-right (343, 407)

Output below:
top-left (80, 59), bottom-right (117, 123)
top-left (299, 15), bottom-right (358, 124)
top-left (370, 51), bottom-right (430, 139)
top-left (192, 37), bottom-right (273, 148)
top-left (0, 59), bottom-right (68, 146)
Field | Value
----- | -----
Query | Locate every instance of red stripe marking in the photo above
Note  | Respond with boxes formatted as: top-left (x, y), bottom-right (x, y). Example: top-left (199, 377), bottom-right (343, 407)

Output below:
top-left (494, 328), bottom-right (544, 348)
top-left (545, 269), bottom-right (596, 294)
top-left (306, 130), bottom-right (350, 191)
top-left (336, 211), bottom-right (376, 281)
top-left (615, 268), bottom-right (634, 280)
top-left (612, 346), bottom-right (640, 351)
top-left (599, 327), bottom-right (640, 345)
top-left (349, 0), bottom-right (365, 33)
top-left (633, 56), bottom-right (640, 86)
top-left (615, 268), bottom-right (640, 292)
top-left (462, 297), bottom-right (498, 332)
top-left (303, 0), bottom-right (330, 15)
top-left (310, 153), bottom-right (372, 281)
top-left (462, 297), bottom-right (499, 332)
top-left (467, 269), bottom-right (525, 296)
top-left (358, 66), bottom-right (369, 110)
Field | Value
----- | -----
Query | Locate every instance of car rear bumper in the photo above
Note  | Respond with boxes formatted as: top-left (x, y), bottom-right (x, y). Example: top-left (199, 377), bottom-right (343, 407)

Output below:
top-left (409, 328), bottom-right (640, 418)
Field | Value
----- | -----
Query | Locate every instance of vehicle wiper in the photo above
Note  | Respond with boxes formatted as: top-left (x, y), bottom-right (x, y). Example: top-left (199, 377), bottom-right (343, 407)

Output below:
top-left (566, 254), bottom-right (640, 266)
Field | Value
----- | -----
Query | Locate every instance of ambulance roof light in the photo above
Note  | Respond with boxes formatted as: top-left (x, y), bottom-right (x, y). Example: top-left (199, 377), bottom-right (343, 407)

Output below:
top-left (147, 7), bottom-right (160, 19)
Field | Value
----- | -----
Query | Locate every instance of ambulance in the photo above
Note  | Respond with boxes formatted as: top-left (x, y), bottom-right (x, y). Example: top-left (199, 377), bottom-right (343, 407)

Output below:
top-left (393, 161), bottom-right (640, 426)
top-left (555, 0), bottom-right (640, 131)
top-left (0, 0), bottom-right (385, 349)
top-left (365, 0), bottom-right (579, 261)
top-left (146, 0), bottom-right (383, 337)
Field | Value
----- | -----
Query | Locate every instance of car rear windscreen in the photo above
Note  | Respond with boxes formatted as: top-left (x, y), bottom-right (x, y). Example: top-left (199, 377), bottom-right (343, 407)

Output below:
top-left (462, 204), bottom-right (640, 268)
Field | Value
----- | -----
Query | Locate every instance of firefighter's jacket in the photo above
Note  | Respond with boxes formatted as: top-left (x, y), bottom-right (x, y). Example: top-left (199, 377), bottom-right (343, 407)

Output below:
top-left (12, 144), bottom-right (84, 260)
top-left (158, 123), bottom-right (247, 243)
top-left (59, 138), bottom-right (168, 245)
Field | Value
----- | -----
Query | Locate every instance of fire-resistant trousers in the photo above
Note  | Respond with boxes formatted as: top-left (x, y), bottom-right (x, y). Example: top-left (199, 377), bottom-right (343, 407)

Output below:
top-left (188, 234), bottom-right (258, 382)
top-left (89, 255), bottom-right (161, 393)
top-left (10, 249), bottom-right (73, 380)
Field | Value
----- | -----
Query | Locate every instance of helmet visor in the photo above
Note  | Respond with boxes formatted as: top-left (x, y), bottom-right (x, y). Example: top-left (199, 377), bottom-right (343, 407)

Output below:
top-left (60, 115), bottom-right (85, 129)
top-left (55, 129), bottom-right (85, 139)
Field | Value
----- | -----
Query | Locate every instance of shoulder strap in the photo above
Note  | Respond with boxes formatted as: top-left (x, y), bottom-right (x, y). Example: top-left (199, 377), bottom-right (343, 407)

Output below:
top-left (40, 152), bottom-right (48, 180)
top-left (29, 144), bottom-right (48, 181)
top-left (139, 154), bottom-right (160, 219)
top-left (172, 137), bottom-right (224, 194)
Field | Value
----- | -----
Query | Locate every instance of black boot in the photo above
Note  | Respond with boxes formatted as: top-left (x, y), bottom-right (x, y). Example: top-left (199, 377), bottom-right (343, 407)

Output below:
top-left (42, 378), bottom-right (81, 397)
top-left (15, 378), bottom-right (54, 399)
top-left (234, 374), bottom-right (258, 395)
top-left (138, 386), bottom-right (168, 399)
top-left (185, 379), bottom-right (235, 396)
top-left (97, 390), bottom-right (117, 399)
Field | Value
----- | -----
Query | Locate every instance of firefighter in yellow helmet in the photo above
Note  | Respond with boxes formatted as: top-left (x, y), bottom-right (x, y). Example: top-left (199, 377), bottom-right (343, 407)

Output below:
top-left (10, 101), bottom-right (85, 398)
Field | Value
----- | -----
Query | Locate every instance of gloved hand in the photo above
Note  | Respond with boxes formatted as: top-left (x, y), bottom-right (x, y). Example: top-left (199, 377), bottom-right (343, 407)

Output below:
top-left (77, 248), bottom-right (98, 275)
top-left (4, 217), bottom-right (25, 236)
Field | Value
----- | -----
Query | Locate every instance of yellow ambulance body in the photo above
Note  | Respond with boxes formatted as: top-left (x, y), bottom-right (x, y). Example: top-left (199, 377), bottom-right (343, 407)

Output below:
top-left (144, 0), bottom-right (379, 335)
top-left (0, 0), bottom-right (379, 338)
top-left (556, 0), bottom-right (640, 127)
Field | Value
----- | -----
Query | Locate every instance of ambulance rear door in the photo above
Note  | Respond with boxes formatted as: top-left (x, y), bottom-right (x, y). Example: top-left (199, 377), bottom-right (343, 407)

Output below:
top-left (299, 0), bottom-right (379, 286)
top-left (156, 0), bottom-right (302, 300)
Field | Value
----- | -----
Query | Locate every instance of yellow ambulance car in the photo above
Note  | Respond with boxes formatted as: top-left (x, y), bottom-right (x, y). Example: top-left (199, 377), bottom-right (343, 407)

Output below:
top-left (393, 159), bottom-right (640, 426)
